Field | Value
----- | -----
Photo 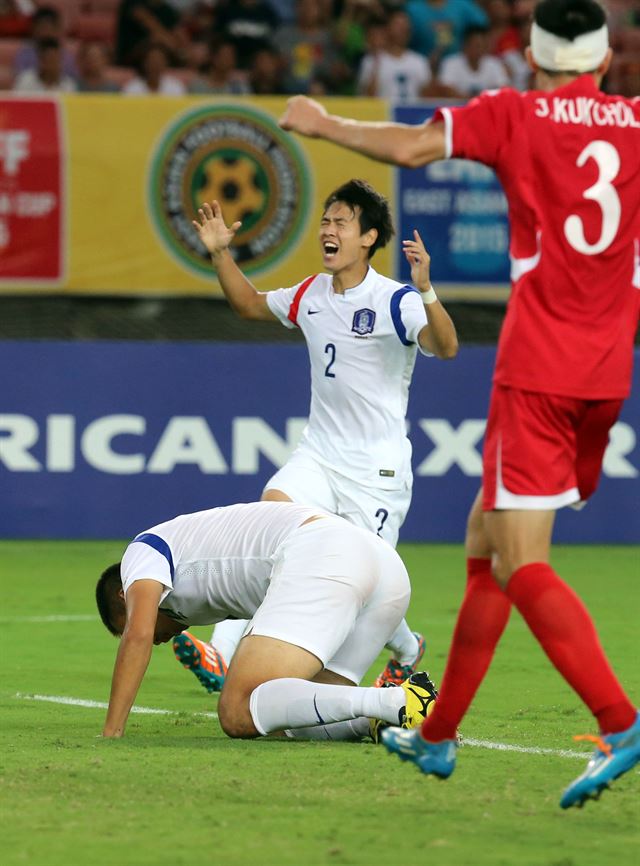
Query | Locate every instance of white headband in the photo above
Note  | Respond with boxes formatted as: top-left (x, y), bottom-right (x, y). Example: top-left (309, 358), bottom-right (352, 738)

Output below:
top-left (530, 21), bottom-right (609, 72)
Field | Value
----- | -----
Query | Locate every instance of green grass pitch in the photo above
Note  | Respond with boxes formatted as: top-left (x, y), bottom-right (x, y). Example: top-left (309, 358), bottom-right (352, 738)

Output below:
top-left (1, 541), bottom-right (638, 866)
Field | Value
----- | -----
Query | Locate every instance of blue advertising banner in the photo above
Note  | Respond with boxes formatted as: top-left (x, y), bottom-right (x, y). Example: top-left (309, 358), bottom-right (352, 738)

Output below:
top-left (0, 341), bottom-right (638, 543)
top-left (394, 104), bottom-right (511, 290)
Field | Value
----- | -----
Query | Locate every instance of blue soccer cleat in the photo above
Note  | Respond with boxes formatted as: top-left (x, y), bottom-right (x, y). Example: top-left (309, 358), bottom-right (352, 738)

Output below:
top-left (560, 711), bottom-right (640, 809)
top-left (381, 726), bottom-right (457, 778)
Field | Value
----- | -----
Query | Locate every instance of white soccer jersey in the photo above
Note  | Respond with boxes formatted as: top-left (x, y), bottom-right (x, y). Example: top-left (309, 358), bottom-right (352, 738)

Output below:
top-left (265, 266), bottom-right (429, 489)
top-left (119, 501), bottom-right (322, 624)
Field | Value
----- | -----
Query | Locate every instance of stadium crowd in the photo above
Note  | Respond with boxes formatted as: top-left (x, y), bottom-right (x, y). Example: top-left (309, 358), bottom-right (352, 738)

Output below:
top-left (0, 0), bottom-right (637, 96)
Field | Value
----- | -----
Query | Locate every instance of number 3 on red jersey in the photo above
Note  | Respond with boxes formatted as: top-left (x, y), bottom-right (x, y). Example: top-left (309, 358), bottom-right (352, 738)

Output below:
top-left (565, 141), bottom-right (621, 256)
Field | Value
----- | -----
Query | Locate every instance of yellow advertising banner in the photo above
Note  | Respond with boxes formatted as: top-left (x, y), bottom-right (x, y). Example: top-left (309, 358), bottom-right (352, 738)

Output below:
top-left (0, 95), bottom-right (391, 296)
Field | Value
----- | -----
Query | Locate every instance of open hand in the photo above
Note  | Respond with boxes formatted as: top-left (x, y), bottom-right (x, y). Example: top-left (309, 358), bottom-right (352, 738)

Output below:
top-left (192, 201), bottom-right (241, 257)
top-left (279, 96), bottom-right (328, 137)
top-left (402, 230), bottom-right (431, 289)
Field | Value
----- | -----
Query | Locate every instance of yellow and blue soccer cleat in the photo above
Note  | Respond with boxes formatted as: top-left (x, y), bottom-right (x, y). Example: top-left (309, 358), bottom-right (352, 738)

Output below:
top-left (369, 670), bottom-right (438, 743)
top-left (560, 711), bottom-right (640, 809)
top-left (173, 631), bottom-right (228, 694)
top-left (381, 727), bottom-right (458, 778)
top-left (374, 632), bottom-right (427, 688)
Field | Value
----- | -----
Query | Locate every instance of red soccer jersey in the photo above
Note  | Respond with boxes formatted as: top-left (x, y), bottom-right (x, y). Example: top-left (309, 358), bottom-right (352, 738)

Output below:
top-left (434, 76), bottom-right (640, 399)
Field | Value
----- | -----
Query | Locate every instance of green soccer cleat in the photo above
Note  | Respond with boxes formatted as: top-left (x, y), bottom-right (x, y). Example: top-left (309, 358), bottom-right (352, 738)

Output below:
top-left (173, 631), bottom-right (228, 694)
top-left (374, 632), bottom-right (427, 688)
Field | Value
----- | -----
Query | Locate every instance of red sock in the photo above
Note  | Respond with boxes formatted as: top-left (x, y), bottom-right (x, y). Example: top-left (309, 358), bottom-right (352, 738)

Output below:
top-left (505, 563), bottom-right (636, 734)
top-left (421, 558), bottom-right (512, 742)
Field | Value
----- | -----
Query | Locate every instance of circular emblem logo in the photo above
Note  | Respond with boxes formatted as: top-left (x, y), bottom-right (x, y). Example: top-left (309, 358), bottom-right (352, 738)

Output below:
top-left (149, 104), bottom-right (311, 277)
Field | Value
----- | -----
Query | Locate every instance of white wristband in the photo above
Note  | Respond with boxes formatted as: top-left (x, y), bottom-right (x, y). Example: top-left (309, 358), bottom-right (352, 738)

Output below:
top-left (420, 285), bottom-right (438, 305)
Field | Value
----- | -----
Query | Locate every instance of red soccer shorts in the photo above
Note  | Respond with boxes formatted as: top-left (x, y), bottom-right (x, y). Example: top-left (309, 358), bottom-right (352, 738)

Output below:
top-left (483, 385), bottom-right (623, 511)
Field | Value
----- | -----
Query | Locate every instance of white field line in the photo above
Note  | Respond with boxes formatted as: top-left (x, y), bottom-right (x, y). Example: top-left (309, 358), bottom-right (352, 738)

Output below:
top-left (0, 614), bottom-right (98, 623)
top-left (15, 694), bottom-right (593, 759)
top-left (463, 737), bottom-right (589, 760)
top-left (15, 693), bottom-right (218, 719)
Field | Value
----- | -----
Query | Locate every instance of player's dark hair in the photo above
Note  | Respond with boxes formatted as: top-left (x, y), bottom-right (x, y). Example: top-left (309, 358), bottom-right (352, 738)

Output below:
top-left (96, 563), bottom-right (124, 636)
top-left (323, 179), bottom-right (394, 259)
top-left (534, 0), bottom-right (606, 41)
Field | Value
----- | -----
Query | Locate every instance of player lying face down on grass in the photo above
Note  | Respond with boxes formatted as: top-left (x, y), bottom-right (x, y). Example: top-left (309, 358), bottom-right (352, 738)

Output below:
top-left (185, 179), bottom-right (457, 701)
top-left (96, 501), bottom-right (437, 740)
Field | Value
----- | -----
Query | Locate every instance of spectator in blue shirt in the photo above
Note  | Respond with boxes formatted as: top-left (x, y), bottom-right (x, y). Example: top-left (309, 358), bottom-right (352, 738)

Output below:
top-left (406, 0), bottom-right (488, 66)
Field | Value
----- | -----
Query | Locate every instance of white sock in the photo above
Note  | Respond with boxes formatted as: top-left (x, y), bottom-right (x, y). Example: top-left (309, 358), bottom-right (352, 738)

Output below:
top-left (284, 717), bottom-right (371, 741)
top-left (249, 678), bottom-right (404, 736)
top-left (209, 619), bottom-right (248, 665)
top-left (386, 620), bottom-right (419, 666)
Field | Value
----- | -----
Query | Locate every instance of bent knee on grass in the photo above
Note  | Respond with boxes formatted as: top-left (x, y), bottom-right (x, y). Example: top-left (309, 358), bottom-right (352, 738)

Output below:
top-left (218, 635), bottom-right (324, 737)
top-left (217, 691), bottom-right (260, 739)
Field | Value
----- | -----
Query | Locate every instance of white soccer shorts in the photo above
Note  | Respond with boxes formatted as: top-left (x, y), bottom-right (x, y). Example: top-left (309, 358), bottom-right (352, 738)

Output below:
top-left (248, 516), bottom-right (410, 684)
top-left (263, 449), bottom-right (412, 547)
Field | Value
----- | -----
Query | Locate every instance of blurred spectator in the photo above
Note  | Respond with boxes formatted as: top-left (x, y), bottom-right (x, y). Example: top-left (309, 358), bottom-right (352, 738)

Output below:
top-left (406, 0), bottom-right (489, 66)
top-left (188, 37), bottom-right (250, 93)
top-left (357, 10), bottom-right (432, 100)
top-left (247, 45), bottom-right (286, 93)
top-left (500, 12), bottom-right (531, 91)
top-left (333, 0), bottom-right (386, 70)
top-left (485, 0), bottom-right (520, 54)
top-left (216, 0), bottom-right (280, 69)
top-left (13, 5), bottom-right (76, 78)
top-left (0, 0), bottom-right (33, 38)
top-left (606, 54), bottom-right (640, 98)
top-left (605, 0), bottom-right (640, 97)
top-left (267, 0), bottom-right (296, 25)
top-left (116, 0), bottom-right (187, 66)
top-left (13, 36), bottom-right (76, 91)
top-left (180, 0), bottom-right (216, 41)
top-left (607, 0), bottom-right (640, 31)
top-left (275, 0), bottom-right (338, 94)
top-left (437, 25), bottom-right (509, 96)
top-left (76, 41), bottom-right (120, 93)
top-left (122, 41), bottom-right (186, 93)
top-left (182, 37), bottom-right (209, 74)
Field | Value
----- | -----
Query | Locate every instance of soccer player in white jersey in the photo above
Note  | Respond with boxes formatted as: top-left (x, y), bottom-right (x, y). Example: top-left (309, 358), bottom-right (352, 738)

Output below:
top-left (96, 501), bottom-right (436, 741)
top-left (278, 0), bottom-right (640, 809)
top-left (176, 179), bottom-right (458, 695)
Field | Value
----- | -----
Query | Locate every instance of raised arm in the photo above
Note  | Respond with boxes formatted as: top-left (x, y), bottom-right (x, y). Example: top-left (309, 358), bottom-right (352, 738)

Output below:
top-left (192, 201), bottom-right (278, 322)
top-left (404, 230), bottom-right (458, 360)
top-left (102, 579), bottom-right (163, 738)
top-left (279, 96), bottom-right (447, 169)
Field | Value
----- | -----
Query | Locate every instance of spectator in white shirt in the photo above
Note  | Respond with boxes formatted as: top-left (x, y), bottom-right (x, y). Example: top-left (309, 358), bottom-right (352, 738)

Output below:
top-left (357, 9), bottom-right (432, 101)
top-left (122, 41), bottom-right (186, 95)
top-left (13, 37), bottom-right (77, 92)
top-left (437, 25), bottom-right (509, 97)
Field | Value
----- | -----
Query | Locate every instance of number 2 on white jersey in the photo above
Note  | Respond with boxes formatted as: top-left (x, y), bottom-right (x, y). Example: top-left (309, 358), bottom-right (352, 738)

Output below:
top-left (564, 140), bottom-right (621, 256)
top-left (324, 343), bottom-right (336, 378)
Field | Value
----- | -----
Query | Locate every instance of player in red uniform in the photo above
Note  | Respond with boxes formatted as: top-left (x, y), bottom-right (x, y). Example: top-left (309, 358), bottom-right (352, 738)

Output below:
top-left (279, 0), bottom-right (639, 808)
